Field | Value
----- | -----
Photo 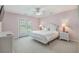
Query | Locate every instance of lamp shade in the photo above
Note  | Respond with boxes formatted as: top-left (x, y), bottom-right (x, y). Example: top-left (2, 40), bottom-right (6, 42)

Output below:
top-left (61, 19), bottom-right (70, 32)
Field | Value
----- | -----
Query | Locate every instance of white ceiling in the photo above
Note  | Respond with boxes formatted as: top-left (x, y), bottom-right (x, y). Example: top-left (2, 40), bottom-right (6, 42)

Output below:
top-left (4, 5), bottom-right (78, 17)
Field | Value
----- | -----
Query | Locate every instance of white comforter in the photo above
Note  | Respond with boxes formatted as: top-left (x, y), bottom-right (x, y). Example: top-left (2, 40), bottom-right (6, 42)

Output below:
top-left (29, 30), bottom-right (59, 44)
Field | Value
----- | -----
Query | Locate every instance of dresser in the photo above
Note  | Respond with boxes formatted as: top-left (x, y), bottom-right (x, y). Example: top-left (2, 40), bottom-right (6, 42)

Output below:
top-left (0, 32), bottom-right (14, 53)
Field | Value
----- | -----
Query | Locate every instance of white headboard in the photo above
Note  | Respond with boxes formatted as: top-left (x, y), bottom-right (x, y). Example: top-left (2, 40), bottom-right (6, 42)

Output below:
top-left (44, 23), bottom-right (59, 31)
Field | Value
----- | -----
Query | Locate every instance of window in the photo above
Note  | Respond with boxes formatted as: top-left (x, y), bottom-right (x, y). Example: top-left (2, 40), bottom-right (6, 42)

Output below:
top-left (19, 19), bottom-right (32, 37)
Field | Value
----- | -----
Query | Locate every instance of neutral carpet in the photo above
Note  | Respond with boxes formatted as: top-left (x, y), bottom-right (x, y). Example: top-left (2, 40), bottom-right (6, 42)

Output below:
top-left (12, 36), bottom-right (79, 53)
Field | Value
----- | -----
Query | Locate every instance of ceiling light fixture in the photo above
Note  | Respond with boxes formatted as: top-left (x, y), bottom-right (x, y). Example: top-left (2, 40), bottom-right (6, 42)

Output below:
top-left (33, 7), bottom-right (43, 16)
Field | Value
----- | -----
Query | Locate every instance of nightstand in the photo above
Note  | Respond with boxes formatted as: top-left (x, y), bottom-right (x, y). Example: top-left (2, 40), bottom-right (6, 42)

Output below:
top-left (59, 32), bottom-right (69, 41)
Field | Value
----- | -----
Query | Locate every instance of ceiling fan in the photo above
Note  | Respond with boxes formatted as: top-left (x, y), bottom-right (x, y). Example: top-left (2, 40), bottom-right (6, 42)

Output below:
top-left (33, 7), bottom-right (44, 16)
top-left (32, 7), bottom-right (53, 17)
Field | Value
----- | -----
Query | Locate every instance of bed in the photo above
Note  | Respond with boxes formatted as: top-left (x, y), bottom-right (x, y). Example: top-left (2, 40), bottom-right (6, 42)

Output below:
top-left (29, 23), bottom-right (59, 44)
top-left (29, 30), bottom-right (59, 44)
